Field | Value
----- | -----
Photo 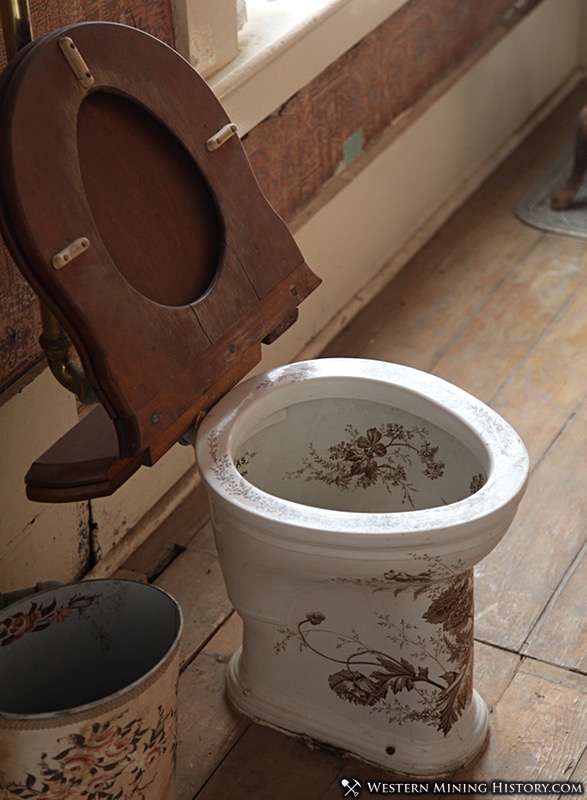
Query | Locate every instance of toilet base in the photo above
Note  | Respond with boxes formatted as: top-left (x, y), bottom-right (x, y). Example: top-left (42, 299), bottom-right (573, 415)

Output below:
top-left (226, 648), bottom-right (489, 777)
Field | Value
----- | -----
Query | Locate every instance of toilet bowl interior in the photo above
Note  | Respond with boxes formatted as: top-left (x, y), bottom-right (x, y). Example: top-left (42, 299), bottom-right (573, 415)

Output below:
top-left (234, 396), bottom-right (488, 513)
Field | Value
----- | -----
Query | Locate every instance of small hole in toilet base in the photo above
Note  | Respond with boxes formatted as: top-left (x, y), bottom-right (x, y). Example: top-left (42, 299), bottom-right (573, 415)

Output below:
top-left (386, 746), bottom-right (395, 756)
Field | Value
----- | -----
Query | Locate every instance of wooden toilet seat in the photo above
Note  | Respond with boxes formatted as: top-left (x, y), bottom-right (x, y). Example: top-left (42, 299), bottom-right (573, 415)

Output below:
top-left (0, 22), bottom-right (320, 501)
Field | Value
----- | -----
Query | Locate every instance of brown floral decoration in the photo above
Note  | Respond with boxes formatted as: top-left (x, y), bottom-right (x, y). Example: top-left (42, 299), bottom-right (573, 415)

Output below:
top-left (276, 559), bottom-right (474, 735)
top-left (2, 706), bottom-right (175, 800)
top-left (0, 593), bottom-right (100, 648)
top-left (285, 423), bottom-right (445, 507)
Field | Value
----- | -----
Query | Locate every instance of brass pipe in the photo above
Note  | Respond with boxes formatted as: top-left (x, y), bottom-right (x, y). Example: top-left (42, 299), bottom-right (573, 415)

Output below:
top-left (40, 306), bottom-right (98, 405)
top-left (1, 0), bottom-right (96, 404)
top-left (0, 0), bottom-right (32, 59)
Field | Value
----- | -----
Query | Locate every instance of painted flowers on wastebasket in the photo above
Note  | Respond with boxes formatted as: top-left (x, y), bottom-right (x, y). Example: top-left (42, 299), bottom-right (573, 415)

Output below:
top-left (0, 593), bottom-right (99, 648)
top-left (1, 706), bottom-right (175, 800)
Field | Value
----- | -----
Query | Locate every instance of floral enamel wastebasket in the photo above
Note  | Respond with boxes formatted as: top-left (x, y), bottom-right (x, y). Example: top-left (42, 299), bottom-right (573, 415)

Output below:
top-left (0, 580), bottom-right (182, 799)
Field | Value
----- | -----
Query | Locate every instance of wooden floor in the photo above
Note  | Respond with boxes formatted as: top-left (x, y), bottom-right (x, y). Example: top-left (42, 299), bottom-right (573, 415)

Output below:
top-left (122, 84), bottom-right (587, 798)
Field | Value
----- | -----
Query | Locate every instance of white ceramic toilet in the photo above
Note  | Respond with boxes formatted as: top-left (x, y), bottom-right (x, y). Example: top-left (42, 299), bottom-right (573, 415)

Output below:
top-left (195, 358), bottom-right (529, 775)
top-left (0, 21), bottom-right (529, 779)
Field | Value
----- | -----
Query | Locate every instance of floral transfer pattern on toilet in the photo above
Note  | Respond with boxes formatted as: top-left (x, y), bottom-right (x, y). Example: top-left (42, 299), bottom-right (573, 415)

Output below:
top-left (275, 557), bottom-right (474, 736)
top-left (231, 414), bottom-right (487, 512)
top-left (284, 423), bottom-right (445, 507)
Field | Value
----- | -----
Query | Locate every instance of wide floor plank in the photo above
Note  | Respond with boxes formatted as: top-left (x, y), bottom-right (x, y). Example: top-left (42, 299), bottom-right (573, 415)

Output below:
top-left (194, 724), bottom-right (343, 800)
top-left (473, 641), bottom-right (521, 711)
top-left (155, 522), bottom-right (232, 668)
top-left (326, 217), bottom-right (540, 372)
top-left (493, 279), bottom-right (587, 467)
top-left (563, 748), bottom-right (587, 795)
top-left (474, 399), bottom-right (586, 652)
top-left (432, 234), bottom-right (586, 405)
top-left (452, 659), bottom-right (587, 782)
top-left (177, 613), bottom-right (249, 800)
top-left (523, 543), bottom-right (587, 673)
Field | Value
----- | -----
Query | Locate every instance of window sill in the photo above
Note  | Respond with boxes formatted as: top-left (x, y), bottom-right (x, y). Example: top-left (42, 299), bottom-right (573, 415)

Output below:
top-left (207, 0), bottom-right (409, 136)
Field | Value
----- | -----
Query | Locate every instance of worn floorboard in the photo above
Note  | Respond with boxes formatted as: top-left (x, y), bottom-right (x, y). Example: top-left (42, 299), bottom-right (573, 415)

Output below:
top-left (523, 543), bottom-right (587, 673)
top-left (475, 399), bottom-right (586, 652)
top-left (492, 280), bottom-right (587, 466)
top-left (453, 660), bottom-right (587, 782)
top-left (432, 234), bottom-right (586, 404)
top-left (155, 522), bottom-right (232, 669)
top-left (177, 613), bottom-right (249, 800)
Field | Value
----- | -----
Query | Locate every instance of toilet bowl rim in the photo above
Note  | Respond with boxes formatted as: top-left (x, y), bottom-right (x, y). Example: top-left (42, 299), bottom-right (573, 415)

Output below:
top-left (195, 358), bottom-right (529, 536)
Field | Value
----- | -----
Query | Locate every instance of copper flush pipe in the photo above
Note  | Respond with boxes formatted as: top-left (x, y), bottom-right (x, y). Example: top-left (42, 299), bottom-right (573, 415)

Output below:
top-left (1, 0), bottom-right (96, 404)
top-left (0, 0), bottom-right (30, 55)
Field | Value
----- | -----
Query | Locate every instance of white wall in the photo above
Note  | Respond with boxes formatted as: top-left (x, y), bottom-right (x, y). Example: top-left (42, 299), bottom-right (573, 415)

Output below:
top-left (0, 369), bottom-right (88, 591)
top-left (0, 0), bottom-right (583, 589)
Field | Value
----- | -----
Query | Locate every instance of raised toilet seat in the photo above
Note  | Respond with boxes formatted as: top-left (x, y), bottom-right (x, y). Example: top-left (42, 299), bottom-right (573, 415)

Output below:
top-left (195, 358), bottom-right (529, 775)
top-left (0, 22), bottom-right (529, 778)
top-left (0, 21), bottom-right (319, 500)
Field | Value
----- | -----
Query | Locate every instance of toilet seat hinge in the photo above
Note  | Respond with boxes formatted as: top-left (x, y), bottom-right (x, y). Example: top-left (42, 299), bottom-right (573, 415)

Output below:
top-left (206, 123), bottom-right (238, 152)
top-left (52, 237), bottom-right (90, 269)
top-left (59, 37), bottom-right (95, 89)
